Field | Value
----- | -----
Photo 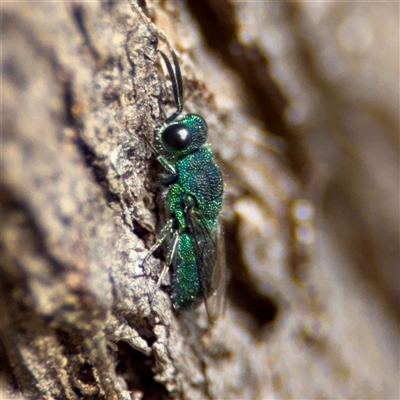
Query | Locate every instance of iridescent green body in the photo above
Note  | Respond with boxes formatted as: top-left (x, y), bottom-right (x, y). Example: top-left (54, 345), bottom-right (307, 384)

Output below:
top-left (165, 143), bottom-right (223, 309)
top-left (143, 50), bottom-right (226, 321)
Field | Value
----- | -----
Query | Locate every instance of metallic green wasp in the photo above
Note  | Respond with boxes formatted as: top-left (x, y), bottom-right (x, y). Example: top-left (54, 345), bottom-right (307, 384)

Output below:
top-left (143, 49), bottom-right (226, 322)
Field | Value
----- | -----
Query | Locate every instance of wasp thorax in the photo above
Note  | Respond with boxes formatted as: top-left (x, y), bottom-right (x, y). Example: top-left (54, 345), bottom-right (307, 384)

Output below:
top-left (162, 123), bottom-right (192, 150)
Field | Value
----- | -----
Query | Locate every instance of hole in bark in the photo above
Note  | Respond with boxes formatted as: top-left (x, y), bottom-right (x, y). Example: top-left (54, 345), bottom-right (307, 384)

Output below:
top-left (116, 342), bottom-right (168, 400)
top-left (225, 219), bottom-right (280, 330)
top-left (228, 275), bottom-right (279, 329)
top-left (132, 219), bottom-right (153, 242)
top-left (76, 361), bottom-right (96, 385)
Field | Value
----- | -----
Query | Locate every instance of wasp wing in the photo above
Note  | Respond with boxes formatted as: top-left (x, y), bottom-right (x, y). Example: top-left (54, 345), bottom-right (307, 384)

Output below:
top-left (203, 219), bottom-right (226, 322)
top-left (186, 207), bottom-right (226, 323)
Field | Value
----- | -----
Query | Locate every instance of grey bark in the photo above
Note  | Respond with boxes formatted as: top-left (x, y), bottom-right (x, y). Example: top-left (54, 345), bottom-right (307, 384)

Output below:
top-left (1, 1), bottom-right (398, 400)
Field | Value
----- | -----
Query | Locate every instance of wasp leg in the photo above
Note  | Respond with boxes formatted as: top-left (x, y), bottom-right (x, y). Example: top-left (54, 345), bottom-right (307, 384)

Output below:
top-left (142, 129), bottom-right (176, 176)
top-left (151, 229), bottom-right (180, 302)
top-left (157, 155), bottom-right (176, 176)
top-left (141, 218), bottom-right (173, 268)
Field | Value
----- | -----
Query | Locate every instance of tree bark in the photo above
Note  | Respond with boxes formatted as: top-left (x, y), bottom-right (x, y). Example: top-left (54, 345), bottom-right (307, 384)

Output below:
top-left (1, 1), bottom-right (398, 399)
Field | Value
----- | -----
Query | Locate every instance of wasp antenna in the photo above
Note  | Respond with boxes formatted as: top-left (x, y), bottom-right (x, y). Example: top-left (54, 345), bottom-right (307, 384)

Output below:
top-left (159, 50), bottom-right (183, 121)
top-left (170, 49), bottom-right (183, 114)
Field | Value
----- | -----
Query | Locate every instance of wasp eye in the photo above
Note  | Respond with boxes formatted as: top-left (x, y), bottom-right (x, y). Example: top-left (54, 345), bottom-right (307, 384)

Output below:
top-left (162, 123), bottom-right (192, 150)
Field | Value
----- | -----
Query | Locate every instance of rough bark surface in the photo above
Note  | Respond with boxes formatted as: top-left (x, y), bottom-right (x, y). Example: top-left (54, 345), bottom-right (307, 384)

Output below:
top-left (1, 1), bottom-right (398, 400)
